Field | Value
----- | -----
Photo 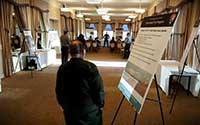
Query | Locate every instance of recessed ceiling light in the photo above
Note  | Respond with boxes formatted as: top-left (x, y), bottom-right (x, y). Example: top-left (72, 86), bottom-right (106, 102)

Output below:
top-left (86, 0), bottom-right (102, 4)
top-left (60, 8), bottom-right (70, 12)
top-left (85, 18), bottom-right (91, 21)
top-left (76, 13), bottom-right (84, 18)
top-left (96, 8), bottom-right (108, 15)
top-left (128, 15), bottom-right (137, 19)
top-left (125, 18), bottom-right (131, 21)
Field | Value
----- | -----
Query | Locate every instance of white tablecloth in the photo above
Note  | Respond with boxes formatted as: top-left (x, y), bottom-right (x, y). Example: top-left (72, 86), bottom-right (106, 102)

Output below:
top-left (156, 60), bottom-right (200, 96)
top-left (13, 49), bottom-right (56, 71)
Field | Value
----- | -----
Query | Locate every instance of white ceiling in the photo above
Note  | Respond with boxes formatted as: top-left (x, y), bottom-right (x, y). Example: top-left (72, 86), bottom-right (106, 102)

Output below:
top-left (59, 0), bottom-right (157, 18)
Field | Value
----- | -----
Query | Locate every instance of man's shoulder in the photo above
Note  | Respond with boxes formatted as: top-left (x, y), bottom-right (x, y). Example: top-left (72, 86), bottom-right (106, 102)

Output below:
top-left (81, 60), bottom-right (97, 70)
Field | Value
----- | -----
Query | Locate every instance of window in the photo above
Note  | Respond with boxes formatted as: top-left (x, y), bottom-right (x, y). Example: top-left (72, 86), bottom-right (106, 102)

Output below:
top-left (103, 24), bottom-right (113, 40)
top-left (122, 24), bottom-right (129, 40)
top-left (89, 23), bottom-right (96, 30)
top-left (86, 23), bottom-right (97, 40)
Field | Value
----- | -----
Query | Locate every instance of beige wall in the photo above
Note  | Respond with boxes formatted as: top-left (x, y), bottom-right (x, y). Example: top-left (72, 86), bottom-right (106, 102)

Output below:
top-left (42, 0), bottom-right (61, 35)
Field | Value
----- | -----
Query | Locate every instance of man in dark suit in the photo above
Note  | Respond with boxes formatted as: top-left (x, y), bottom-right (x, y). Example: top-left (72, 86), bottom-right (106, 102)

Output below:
top-left (56, 40), bottom-right (104, 125)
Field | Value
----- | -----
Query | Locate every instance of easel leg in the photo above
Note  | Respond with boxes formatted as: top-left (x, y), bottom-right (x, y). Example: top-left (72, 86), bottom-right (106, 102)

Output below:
top-left (36, 56), bottom-right (42, 71)
top-left (193, 38), bottom-right (200, 64)
top-left (169, 84), bottom-right (179, 114)
top-left (111, 96), bottom-right (125, 125)
top-left (154, 75), bottom-right (165, 125)
top-left (133, 111), bottom-right (138, 125)
top-left (14, 56), bottom-right (20, 73)
top-left (169, 59), bottom-right (186, 114)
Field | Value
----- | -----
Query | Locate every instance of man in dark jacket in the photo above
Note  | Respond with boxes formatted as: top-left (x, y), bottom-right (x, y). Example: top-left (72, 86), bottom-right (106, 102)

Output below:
top-left (60, 30), bottom-right (70, 64)
top-left (56, 40), bottom-right (104, 125)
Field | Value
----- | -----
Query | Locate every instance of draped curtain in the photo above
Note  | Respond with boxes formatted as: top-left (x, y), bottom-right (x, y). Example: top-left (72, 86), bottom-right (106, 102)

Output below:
top-left (101, 23), bottom-right (106, 37)
top-left (30, 8), bottom-right (40, 43)
top-left (0, 0), bottom-right (13, 76)
top-left (60, 15), bottom-right (66, 33)
top-left (85, 22), bottom-right (90, 29)
top-left (118, 23), bottom-right (123, 28)
top-left (40, 11), bottom-right (48, 48)
top-left (94, 23), bottom-right (99, 37)
top-left (65, 17), bottom-right (73, 40)
top-left (18, 5), bottom-right (31, 29)
top-left (188, 0), bottom-right (200, 71)
top-left (102, 23), bottom-right (106, 30)
top-left (94, 23), bottom-right (99, 31)
top-left (164, 2), bottom-right (193, 61)
top-left (111, 23), bottom-right (115, 32)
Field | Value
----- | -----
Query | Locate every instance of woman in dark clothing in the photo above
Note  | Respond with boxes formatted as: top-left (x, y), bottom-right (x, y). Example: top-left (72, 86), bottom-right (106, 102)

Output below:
top-left (77, 34), bottom-right (86, 49)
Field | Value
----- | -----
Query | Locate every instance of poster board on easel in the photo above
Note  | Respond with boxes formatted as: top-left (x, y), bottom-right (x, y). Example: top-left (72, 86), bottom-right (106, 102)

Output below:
top-left (118, 12), bottom-right (178, 113)
top-left (23, 29), bottom-right (36, 55)
top-left (23, 29), bottom-right (41, 70)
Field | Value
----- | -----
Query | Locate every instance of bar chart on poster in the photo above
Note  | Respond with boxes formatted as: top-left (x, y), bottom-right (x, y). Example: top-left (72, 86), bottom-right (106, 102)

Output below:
top-left (118, 12), bottom-right (178, 113)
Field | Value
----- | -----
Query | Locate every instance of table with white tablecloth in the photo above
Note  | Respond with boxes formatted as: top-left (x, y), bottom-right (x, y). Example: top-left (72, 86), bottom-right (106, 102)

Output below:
top-left (13, 49), bottom-right (56, 71)
top-left (156, 60), bottom-right (200, 96)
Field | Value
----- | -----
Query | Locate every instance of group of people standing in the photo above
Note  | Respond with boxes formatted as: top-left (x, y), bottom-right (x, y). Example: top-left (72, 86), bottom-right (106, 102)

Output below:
top-left (60, 31), bottom-right (87, 64)
top-left (57, 30), bottom-right (105, 125)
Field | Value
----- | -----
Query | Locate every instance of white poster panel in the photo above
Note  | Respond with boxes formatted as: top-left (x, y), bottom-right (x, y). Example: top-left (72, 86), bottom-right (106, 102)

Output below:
top-left (118, 12), bottom-right (178, 113)
top-left (23, 30), bottom-right (36, 55)
top-left (48, 30), bottom-right (60, 49)
top-left (179, 23), bottom-right (200, 71)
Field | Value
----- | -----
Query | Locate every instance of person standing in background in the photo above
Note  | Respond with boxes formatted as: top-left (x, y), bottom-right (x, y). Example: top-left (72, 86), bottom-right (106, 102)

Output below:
top-left (56, 40), bottom-right (105, 125)
top-left (77, 34), bottom-right (87, 54)
top-left (37, 26), bottom-right (42, 49)
top-left (60, 30), bottom-right (70, 64)
top-left (103, 32), bottom-right (110, 48)
top-left (124, 32), bottom-right (132, 58)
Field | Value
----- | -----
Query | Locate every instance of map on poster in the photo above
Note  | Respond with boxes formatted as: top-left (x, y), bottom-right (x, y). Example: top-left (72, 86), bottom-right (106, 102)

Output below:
top-left (118, 12), bottom-right (178, 113)
top-left (23, 30), bottom-right (36, 55)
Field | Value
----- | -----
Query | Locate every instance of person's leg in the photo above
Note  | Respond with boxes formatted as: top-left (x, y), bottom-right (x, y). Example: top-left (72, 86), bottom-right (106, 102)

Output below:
top-left (61, 47), bottom-right (65, 64)
top-left (66, 47), bottom-right (69, 62)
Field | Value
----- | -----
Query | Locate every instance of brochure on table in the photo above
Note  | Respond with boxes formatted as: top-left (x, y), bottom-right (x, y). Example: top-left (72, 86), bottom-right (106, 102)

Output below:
top-left (118, 12), bottom-right (178, 113)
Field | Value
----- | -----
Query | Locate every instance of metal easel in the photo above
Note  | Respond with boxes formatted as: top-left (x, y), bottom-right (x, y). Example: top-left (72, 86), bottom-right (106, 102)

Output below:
top-left (111, 75), bottom-right (165, 125)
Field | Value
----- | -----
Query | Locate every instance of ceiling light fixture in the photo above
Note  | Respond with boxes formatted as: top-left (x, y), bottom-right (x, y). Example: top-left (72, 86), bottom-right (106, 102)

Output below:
top-left (125, 18), bottom-right (131, 21)
top-left (105, 18), bottom-right (111, 21)
top-left (102, 15), bottom-right (110, 20)
top-left (135, 0), bottom-right (145, 14)
top-left (85, 18), bottom-right (91, 21)
top-left (76, 10), bottom-right (84, 18)
top-left (60, 3), bottom-right (70, 12)
top-left (96, 1), bottom-right (108, 15)
top-left (86, 0), bottom-right (102, 4)
top-left (128, 14), bottom-right (137, 19)
top-left (76, 13), bottom-right (84, 18)
top-left (97, 8), bottom-right (108, 15)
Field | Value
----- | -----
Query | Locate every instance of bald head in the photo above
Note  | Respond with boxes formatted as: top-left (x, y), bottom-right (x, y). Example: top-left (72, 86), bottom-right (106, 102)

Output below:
top-left (70, 40), bottom-right (84, 58)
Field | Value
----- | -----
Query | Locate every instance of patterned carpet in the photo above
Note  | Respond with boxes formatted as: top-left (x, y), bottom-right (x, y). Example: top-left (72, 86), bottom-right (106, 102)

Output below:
top-left (0, 48), bottom-right (200, 125)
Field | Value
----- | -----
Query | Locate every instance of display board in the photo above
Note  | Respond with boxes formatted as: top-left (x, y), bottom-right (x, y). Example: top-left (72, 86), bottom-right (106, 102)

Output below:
top-left (48, 30), bottom-right (60, 49)
top-left (23, 30), bottom-right (36, 55)
top-left (118, 12), bottom-right (178, 113)
top-left (179, 22), bottom-right (200, 72)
